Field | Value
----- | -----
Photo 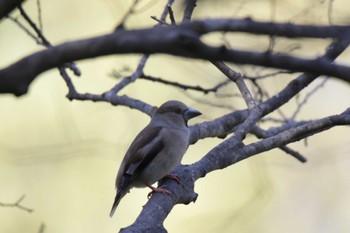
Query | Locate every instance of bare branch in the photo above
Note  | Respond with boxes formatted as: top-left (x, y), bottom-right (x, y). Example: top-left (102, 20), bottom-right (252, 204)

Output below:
top-left (17, 5), bottom-right (81, 76)
top-left (36, 0), bottom-right (43, 30)
top-left (38, 223), bottom-right (45, 233)
top-left (1, 25), bottom-right (350, 96)
top-left (123, 95), bottom-right (264, 233)
top-left (244, 70), bottom-right (293, 80)
top-left (106, 55), bottom-right (149, 96)
top-left (0, 195), bottom-right (33, 213)
top-left (167, 4), bottom-right (176, 25)
top-left (123, 108), bottom-right (350, 232)
top-left (192, 109), bottom-right (350, 182)
top-left (250, 125), bottom-right (307, 162)
top-left (136, 74), bottom-right (230, 94)
top-left (69, 92), bottom-right (155, 116)
top-left (212, 61), bottom-right (257, 109)
top-left (211, 61), bottom-right (307, 163)
top-left (115, 0), bottom-right (139, 29)
top-left (189, 36), bottom-right (350, 143)
top-left (150, 16), bottom-right (169, 25)
top-left (1, 18), bottom-right (350, 96)
top-left (6, 15), bottom-right (42, 44)
top-left (291, 77), bottom-right (329, 120)
top-left (183, 91), bottom-right (236, 111)
top-left (18, 4), bottom-right (50, 46)
top-left (243, 109), bottom-right (350, 156)
top-left (3, 1), bottom-right (348, 232)
top-left (182, 0), bottom-right (197, 23)
top-left (100, 0), bottom-right (174, 98)
top-left (0, 0), bottom-right (25, 19)
top-left (186, 18), bottom-right (350, 38)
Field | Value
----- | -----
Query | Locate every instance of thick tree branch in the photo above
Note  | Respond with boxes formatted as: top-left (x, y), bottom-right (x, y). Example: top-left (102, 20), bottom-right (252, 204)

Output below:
top-left (250, 125), bottom-right (307, 162)
top-left (53, 33), bottom-right (348, 147)
top-left (189, 36), bottom-right (350, 143)
top-left (210, 61), bottom-right (307, 162)
top-left (63, 0), bottom-right (175, 114)
top-left (187, 18), bottom-right (350, 38)
top-left (124, 109), bottom-right (350, 232)
top-left (240, 109), bottom-right (350, 157)
top-left (0, 0), bottom-right (25, 19)
top-left (122, 96), bottom-right (263, 233)
top-left (191, 109), bottom-right (350, 181)
top-left (1, 19), bottom-right (350, 96)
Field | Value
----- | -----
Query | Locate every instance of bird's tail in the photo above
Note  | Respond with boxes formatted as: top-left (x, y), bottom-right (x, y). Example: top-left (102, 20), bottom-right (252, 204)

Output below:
top-left (109, 191), bottom-right (125, 217)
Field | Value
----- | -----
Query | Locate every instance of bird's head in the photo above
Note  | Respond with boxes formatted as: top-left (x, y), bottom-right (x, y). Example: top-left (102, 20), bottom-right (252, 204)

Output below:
top-left (154, 100), bottom-right (201, 126)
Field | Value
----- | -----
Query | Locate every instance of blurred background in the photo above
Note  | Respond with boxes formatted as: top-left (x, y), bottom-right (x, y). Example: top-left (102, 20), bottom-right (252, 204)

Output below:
top-left (0, 0), bottom-right (350, 232)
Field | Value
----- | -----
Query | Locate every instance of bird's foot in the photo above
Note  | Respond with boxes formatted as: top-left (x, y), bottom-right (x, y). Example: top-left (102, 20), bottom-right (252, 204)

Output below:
top-left (147, 185), bottom-right (171, 199)
top-left (163, 174), bottom-right (181, 184)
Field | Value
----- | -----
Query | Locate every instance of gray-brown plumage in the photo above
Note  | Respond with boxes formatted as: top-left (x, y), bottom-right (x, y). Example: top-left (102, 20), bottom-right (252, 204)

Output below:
top-left (109, 100), bottom-right (201, 217)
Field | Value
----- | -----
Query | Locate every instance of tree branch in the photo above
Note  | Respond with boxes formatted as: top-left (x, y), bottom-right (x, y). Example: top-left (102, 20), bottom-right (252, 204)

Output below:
top-left (187, 18), bottom-right (350, 38)
top-left (250, 125), bottom-right (307, 162)
top-left (121, 106), bottom-right (350, 233)
top-left (1, 19), bottom-right (350, 96)
top-left (0, 195), bottom-right (33, 213)
top-left (0, 0), bottom-right (25, 19)
top-left (189, 36), bottom-right (349, 144)
top-left (123, 108), bottom-right (350, 232)
top-left (135, 74), bottom-right (230, 94)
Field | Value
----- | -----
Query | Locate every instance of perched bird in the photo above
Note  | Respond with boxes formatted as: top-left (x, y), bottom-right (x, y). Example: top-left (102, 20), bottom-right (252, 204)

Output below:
top-left (110, 100), bottom-right (201, 217)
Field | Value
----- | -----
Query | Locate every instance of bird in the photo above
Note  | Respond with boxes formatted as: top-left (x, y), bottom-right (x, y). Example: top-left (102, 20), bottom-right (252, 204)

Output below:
top-left (109, 100), bottom-right (201, 217)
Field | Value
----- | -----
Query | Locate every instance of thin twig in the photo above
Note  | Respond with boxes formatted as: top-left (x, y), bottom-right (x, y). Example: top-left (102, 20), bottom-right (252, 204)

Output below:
top-left (36, 0), bottom-right (43, 30)
top-left (106, 55), bottom-right (149, 96)
top-left (259, 117), bottom-right (287, 123)
top-left (244, 70), bottom-right (293, 80)
top-left (215, 92), bottom-right (241, 98)
top-left (150, 16), bottom-right (170, 25)
top-left (0, 195), bottom-right (34, 213)
top-left (115, 0), bottom-right (139, 29)
top-left (291, 77), bottom-right (329, 120)
top-left (18, 4), bottom-right (50, 46)
top-left (137, 74), bottom-right (230, 94)
top-left (250, 78), bottom-right (289, 121)
top-left (250, 125), bottom-right (307, 162)
top-left (59, 67), bottom-right (78, 100)
top-left (182, 91), bottom-right (236, 111)
top-left (6, 15), bottom-right (42, 45)
top-left (132, 0), bottom-right (159, 14)
top-left (167, 4), bottom-right (176, 25)
top-left (212, 61), bottom-right (257, 109)
top-left (38, 223), bottom-right (45, 233)
top-left (328, 0), bottom-right (335, 25)
top-left (103, 0), bottom-right (176, 99)
top-left (17, 4), bottom-right (81, 76)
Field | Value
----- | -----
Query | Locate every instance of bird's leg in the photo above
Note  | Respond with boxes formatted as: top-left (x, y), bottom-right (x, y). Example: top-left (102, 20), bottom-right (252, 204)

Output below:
top-left (163, 174), bottom-right (181, 184)
top-left (147, 185), bottom-right (171, 199)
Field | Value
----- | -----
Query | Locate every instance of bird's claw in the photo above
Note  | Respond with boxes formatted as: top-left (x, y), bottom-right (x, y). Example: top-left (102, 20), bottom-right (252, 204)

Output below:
top-left (147, 185), bottom-right (171, 199)
top-left (163, 174), bottom-right (181, 184)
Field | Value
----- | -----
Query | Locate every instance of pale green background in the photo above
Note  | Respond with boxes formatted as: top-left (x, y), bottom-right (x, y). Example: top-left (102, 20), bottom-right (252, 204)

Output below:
top-left (1, 0), bottom-right (350, 232)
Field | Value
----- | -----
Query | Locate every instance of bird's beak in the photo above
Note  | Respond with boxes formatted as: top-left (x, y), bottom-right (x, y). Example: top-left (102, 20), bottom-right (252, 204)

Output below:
top-left (184, 106), bottom-right (202, 120)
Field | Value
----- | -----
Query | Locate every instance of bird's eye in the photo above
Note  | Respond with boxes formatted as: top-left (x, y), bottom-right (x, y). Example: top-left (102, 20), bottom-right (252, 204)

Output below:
top-left (174, 108), bottom-right (182, 114)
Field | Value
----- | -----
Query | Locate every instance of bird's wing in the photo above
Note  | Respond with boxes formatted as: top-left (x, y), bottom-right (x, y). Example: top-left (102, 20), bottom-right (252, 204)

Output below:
top-left (117, 125), bottom-right (164, 191)
top-left (110, 126), bottom-right (164, 217)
